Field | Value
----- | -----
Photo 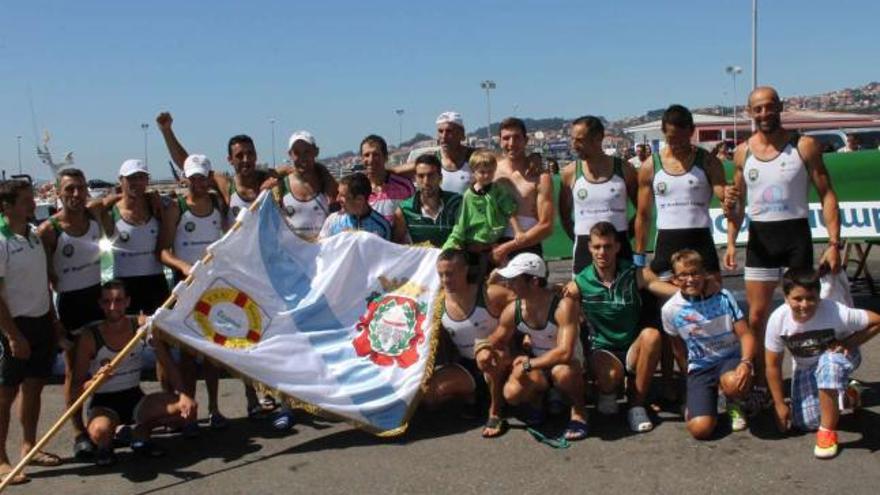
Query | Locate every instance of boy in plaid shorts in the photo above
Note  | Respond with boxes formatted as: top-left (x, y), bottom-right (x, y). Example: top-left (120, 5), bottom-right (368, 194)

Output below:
top-left (765, 267), bottom-right (880, 459)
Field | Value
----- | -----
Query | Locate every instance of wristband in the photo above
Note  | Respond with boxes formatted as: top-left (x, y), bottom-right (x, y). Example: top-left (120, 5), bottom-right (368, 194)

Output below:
top-left (633, 253), bottom-right (647, 267)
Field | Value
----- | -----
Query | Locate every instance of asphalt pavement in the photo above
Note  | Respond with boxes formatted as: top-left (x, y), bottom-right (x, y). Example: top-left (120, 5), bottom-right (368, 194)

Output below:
top-left (4, 247), bottom-right (880, 494)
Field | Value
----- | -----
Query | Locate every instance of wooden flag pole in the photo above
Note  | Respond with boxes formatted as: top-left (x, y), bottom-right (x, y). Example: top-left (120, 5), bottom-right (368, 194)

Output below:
top-left (0, 296), bottom-right (176, 492)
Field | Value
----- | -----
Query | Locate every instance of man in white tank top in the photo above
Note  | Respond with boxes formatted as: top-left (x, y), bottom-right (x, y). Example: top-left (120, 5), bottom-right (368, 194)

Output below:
top-left (71, 280), bottom-right (197, 466)
top-left (724, 86), bottom-right (842, 405)
top-left (489, 254), bottom-right (589, 440)
top-left (37, 168), bottom-right (114, 460)
top-left (423, 250), bottom-right (514, 437)
top-left (560, 116), bottom-right (638, 275)
top-left (157, 155), bottom-right (228, 431)
top-left (275, 131), bottom-right (338, 241)
top-left (435, 111), bottom-right (475, 195)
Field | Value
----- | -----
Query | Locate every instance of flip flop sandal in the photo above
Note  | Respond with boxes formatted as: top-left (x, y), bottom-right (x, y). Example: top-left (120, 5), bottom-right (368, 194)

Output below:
top-left (30, 451), bottom-right (62, 467)
top-left (0, 471), bottom-right (29, 485)
top-left (563, 420), bottom-right (589, 441)
top-left (481, 417), bottom-right (508, 438)
top-left (131, 440), bottom-right (166, 458)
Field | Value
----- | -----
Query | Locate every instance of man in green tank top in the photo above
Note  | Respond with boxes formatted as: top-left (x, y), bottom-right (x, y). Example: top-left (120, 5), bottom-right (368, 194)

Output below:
top-left (566, 222), bottom-right (677, 433)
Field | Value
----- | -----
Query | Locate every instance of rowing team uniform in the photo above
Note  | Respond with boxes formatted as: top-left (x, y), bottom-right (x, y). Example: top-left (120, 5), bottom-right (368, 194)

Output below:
top-left (650, 147), bottom-right (719, 279)
top-left (319, 208), bottom-right (392, 241)
top-left (743, 135), bottom-right (812, 281)
top-left (112, 205), bottom-right (169, 315)
top-left (436, 149), bottom-right (473, 195)
top-left (277, 174), bottom-right (331, 240)
top-left (440, 284), bottom-right (498, 396)
top-left (85, 317), bottom-right (147, 425)
top-left (570, 157), bottom-right (632, 274)
top-left (368, 172), bottom-right (415, 223)
top-left (49, 215), bottom-right (106, 336)
top-left (171, 195), bottom-right (225, 284)
top-left (514, 295), bottom-right (583, 365)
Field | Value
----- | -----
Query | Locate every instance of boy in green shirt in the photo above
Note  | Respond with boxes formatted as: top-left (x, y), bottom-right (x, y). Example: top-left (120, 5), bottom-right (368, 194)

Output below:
top-left (443, 150), bottom-right (522, 276)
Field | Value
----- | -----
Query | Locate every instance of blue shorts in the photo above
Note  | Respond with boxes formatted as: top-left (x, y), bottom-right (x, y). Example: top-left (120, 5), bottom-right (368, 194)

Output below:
top-left (686, 356), bottom-right (741, 419)
top-left (790, 350), bottom-right (860, 431)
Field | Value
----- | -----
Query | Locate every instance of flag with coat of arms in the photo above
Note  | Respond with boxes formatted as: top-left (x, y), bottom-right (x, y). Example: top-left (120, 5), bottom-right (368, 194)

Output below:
top-left (152, 192), bottom-right (441, 435)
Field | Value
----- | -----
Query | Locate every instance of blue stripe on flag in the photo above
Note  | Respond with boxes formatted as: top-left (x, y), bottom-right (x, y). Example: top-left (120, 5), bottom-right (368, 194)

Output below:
top-left (257, 199), bottom-right (408, 431)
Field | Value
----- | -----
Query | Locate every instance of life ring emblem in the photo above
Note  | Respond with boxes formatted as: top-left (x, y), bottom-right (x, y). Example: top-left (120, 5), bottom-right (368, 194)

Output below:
top-left (193, 287), bottom-right (263, 348)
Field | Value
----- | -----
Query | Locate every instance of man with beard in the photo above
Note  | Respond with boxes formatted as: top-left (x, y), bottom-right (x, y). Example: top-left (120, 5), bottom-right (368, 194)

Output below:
top-left (724, 86), bottom-right (842, 411)
top-left (394, 154), bottom-right (461, 247)
top-left (492, 118), bottom-right (554, 264)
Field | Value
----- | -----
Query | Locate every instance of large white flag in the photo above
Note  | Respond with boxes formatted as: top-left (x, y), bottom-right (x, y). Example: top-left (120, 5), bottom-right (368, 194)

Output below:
top-left (152, 192), bottom-right (441, 435)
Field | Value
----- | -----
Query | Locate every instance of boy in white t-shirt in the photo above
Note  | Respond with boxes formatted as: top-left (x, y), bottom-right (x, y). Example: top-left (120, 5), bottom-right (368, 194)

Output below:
top-left (765, 268), bottom-right (880, 459)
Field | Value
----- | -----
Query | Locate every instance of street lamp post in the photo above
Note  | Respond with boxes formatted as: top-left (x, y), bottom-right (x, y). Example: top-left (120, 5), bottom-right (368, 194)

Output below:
top-left (751, 0), bottom-right (758, 132)
top-left (395, 109), bottom-right (404, 148)
top-left (270, 118), bottom-right (277, 167)
top-left (480, 80), bottom-right (496, 146)
top-left (16, 136), bottom-right (22, 175)
top-left (140, 123), bottom-right (149, 166)
top-left (726, 65), bottom-right (743, 144)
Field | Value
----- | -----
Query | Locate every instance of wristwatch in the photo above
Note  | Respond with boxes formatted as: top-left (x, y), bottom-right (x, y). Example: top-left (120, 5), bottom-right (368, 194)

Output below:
top-left (522, 358), bottom-right (532, 372)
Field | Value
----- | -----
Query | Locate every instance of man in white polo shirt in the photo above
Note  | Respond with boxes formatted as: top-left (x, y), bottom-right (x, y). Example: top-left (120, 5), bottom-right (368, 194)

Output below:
top-left (0, 180), bottom-right (63, 484)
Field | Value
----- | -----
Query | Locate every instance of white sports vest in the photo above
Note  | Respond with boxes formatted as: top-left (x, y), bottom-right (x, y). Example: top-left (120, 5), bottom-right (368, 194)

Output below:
top-left (174, 196), bottom-right (224, 265)
top-left (52, 217), bottom-right (103, 292)
top-left (572, 158), bottom-right (629, 235)
top-left (88, 319), bottom-right (144, 393)
top-left (279, 176), bottom-right (330, 240)
top-left (112, 207), bottom-right (164, 278)
top-left (652, 149), bottom-right (713, 230)
top-left (440, 161), bottom-right (473, 195)
top-left (514, 297), bottom-right (560, 357)
top-left (441, 287), bottom-right (498, 360)
top-left (743, 138), bottom-right (809, 222)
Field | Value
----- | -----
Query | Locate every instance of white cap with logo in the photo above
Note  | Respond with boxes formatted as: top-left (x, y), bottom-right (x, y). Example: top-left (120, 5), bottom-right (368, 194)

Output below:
top-left (435, 111), bottom-right (464, 128)
top-left (495, 253), bottom-right (547, 279)
top-left (119, 159), bottom-right (149, 177)
top-left (288, 130), bottom-right (317, 150)
top-left (183, 154), bottom-right (212, 178)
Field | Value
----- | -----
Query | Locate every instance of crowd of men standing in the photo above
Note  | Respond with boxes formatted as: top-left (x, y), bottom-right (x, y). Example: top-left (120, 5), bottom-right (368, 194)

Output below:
top-left (1, 85), bottom-right (879, 485)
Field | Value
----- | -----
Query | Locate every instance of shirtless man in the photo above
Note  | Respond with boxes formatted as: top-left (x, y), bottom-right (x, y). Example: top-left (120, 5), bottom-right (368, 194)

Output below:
top-left (724, 86), bottom-right (841, 409)
top-left (493, 117), bottom-right (554, 264)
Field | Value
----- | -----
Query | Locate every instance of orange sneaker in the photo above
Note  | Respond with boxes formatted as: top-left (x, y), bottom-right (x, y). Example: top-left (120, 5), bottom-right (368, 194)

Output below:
top-left (814, 429), bottom-right (838, 459)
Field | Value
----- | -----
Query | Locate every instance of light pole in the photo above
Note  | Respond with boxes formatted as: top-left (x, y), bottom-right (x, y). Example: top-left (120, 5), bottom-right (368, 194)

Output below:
top-left (751, 0), bottom-right (758, 131)
top-left (480, 80), bottom-right (496, 145)
top-left (16, 136), bottom-right (22, 175)
top-left (726, 65), bottom-right (743, 144)
top-left (395, 109), bottom-right (404, 148)
top-left (140, 123), bottom-right (149, 166)
top-left (269, 118), bottom-right (276, 167)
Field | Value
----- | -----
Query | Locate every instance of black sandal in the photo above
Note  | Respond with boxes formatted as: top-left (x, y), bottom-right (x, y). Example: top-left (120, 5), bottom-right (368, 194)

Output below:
top-left (481, 416), bottom-right (508, 438)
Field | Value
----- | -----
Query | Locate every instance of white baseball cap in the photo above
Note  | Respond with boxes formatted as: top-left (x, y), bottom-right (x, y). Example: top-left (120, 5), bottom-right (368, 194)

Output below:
top-left (119, 159), bottom-right (149, 177)
top-left (183, 154), bottom-right (212, 178)
top-left (435, 111), bottom-right (464, 128)
top-left (288, 130), bottom-right (317, 150)
top-left (495, 253), bottom-right (547, 279)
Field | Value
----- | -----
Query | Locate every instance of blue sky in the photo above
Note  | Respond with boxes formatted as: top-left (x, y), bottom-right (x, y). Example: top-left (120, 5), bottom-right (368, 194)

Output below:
top-left (1, 0), bottom-right (877, 181)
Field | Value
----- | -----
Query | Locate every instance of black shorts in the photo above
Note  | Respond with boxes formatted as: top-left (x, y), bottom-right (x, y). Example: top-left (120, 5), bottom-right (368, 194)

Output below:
top-left (89, 386), bottom-right (145, 425)
top-left (119, 274), bottom-right (170, 315)
top-left (57, 284), bottom-right (103, 338)
top-left (686, 357), bottom-right (740, 419)
top-left (0, 313), bottom-right (57, 386)
top-left (650, 227), bottom-right (720, 279)
top-left (745, 219), bottom-right (813, 281)
top-left (572, 231), bottom-right (633, 275)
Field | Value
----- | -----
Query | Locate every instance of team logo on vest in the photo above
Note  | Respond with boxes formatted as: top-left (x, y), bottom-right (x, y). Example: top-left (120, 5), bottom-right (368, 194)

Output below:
top-left (62, 244), bottom-right (75, 257)
top-left (285, 205), bottom-right (296, 216)
top-left (185, 278), bottom-right (270, 349)
top-left (576, 189), bottom-right (588, 200)
top-left (119, 231), bottom-right (130, 242)
top-left (184, 221), bottom-right (196, 233)
top-left (231, 206), bottom-right (241, 218)
top-left (656, 182), bottom-right (668, 195)
top-left (352, 276), bottom-right (428, 368)
top-left (748, 168), bottom-right (759, 181)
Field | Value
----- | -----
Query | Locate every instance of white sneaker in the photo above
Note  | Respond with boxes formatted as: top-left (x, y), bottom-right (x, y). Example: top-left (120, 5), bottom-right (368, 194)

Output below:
top-left (597, 393), bottom-right (619, 415)
top-left (627, 406), bottom-right (653, 433)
